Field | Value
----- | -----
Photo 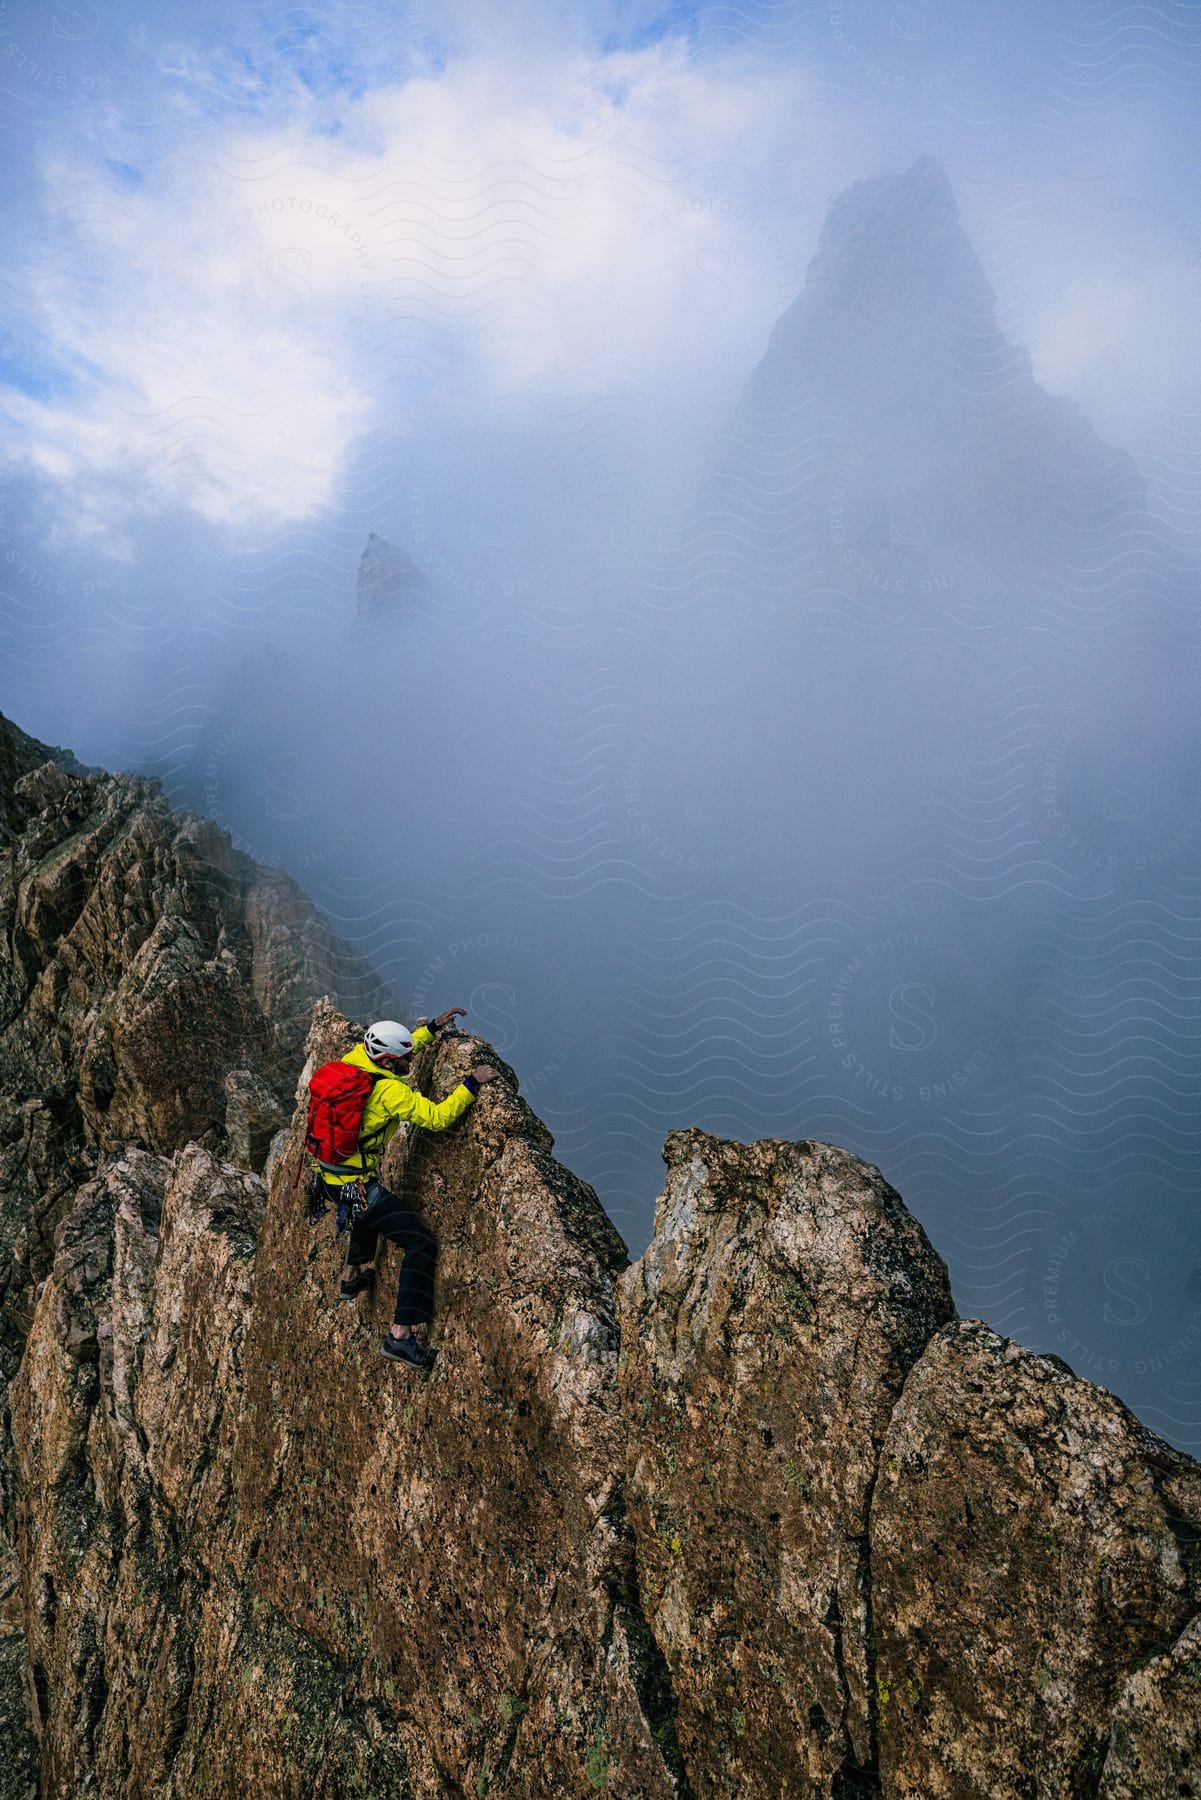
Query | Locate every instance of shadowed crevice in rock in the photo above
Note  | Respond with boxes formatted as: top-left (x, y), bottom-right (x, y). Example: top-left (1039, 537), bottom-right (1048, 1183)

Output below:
top-left (0, 1630), bottom-right (39, 1796)
top-left (595, 1480), bottom-right (694, 1798)
top-left (831, 1760), bottom-right (883, 1799)
top-left (827, 1539), bottom-right (882, 1800)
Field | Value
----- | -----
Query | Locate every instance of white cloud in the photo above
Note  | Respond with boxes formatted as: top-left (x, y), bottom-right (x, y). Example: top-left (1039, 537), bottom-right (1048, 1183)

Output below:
top-left (1027, 258), bottom-right (1201, 456)
top-left (2, 31), bottom-right (838, 543)
top-left (3, 146), bottom-right (374, 534)
top-left (1028, 271), bottom-right (1145, 385)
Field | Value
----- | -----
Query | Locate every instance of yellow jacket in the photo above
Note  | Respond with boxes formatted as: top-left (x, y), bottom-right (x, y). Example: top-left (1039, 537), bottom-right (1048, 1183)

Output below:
top-left (319, 1027), bottom-right (476, 1185)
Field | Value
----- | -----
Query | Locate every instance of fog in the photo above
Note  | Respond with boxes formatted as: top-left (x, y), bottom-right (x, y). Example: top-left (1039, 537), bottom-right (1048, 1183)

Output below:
top-left (3, 0), bottom-right (1201, 1451)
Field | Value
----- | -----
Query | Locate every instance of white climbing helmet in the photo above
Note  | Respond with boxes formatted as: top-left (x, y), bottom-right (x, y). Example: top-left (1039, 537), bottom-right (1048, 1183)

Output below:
top-left (364, 1020), bottom-right (415, 1063)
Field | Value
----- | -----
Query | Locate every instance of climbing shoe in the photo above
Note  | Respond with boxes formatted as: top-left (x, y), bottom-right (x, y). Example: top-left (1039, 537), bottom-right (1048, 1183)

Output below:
top-left (380, 1330), bottom-right (436, 1371)
top-left (338, 1267), bottom-right (376, 1301)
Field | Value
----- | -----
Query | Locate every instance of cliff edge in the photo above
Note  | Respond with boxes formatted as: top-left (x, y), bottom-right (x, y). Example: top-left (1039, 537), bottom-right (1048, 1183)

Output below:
top-left (2, 710), bottom-right (1199, 1797)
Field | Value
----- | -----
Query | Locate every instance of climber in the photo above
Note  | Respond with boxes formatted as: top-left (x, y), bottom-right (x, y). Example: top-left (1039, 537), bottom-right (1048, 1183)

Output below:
top-left (311, 1009), bottom-right (498, 1370)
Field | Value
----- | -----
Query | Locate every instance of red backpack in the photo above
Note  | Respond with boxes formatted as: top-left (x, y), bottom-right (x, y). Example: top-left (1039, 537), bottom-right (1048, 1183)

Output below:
top-left (302, 1060), bottom-right (388, 1171)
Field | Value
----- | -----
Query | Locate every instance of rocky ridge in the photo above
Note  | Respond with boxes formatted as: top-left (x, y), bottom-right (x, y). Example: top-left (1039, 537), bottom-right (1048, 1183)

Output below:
top-left (0, 707), bottom-right (396, 1797)
top-left (1, 708), bottom-right (1199, 1797)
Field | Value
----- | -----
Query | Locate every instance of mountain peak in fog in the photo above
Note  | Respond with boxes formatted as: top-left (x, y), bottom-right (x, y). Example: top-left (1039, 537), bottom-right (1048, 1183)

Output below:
top-left (744, 153), bottom-right (1023, 411)
top-left (355, 532), bottom-right (434, 626)
top-left (715, 153), bottom-right (1147, 571)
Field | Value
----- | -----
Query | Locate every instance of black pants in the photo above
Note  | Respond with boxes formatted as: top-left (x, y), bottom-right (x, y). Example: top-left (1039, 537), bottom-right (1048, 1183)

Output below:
top-left (345, 1177), bottom-right (437, 1327)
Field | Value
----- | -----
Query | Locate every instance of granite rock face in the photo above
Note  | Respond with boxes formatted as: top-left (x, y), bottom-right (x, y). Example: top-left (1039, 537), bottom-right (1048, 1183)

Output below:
top-left (227, 1000), bottom-right (676, 1798)
top-left (1098, 1610), bottom-right (1201, 1797)
top-left (0, 708), bottom-right (393, 1354)
top-left (871, 1320), bottom-right (1201, 1799)
top-left (3, 707), bottom-right (1201, 1796)
top-left (9, 1147), bottom-right (261, 1796)
top-left (8, 1000), bottom-right (683, 1799)
top-left (616, 1129), bottom-right (955, 1795)
top-left (0, 710), bottom-right (394, 1798)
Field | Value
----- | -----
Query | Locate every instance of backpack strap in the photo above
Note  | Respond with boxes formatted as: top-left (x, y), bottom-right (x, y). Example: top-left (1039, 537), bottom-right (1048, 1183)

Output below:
top-left (357, 1071), bottom-right (389, 1153)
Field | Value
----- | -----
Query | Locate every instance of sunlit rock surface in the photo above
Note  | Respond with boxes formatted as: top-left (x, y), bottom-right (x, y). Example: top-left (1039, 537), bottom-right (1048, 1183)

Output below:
top-left (616, 1128), bottom-right (955, 1794)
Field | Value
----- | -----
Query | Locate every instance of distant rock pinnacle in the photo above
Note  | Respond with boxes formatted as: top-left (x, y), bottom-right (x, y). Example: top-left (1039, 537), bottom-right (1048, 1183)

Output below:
top-left (747, 151), bottom-right (1005, 405)
top-left (697, 154), bottom-right (1147, 584)
top-left (355, 532), bottom-right (434, 626)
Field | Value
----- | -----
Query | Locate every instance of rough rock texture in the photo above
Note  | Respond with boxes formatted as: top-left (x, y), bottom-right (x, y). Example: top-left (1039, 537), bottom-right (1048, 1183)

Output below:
top-left (4, 705), bottom-right (1201, 1796)
top-left (355, 532), bottom-right (435, 627)
top-left (9, 1147), bottom-right (258, 1795)
top-left (871, 1321), bottom-right (1201, 1799)
top-left (9, 1000), bottom-right (683, 1798)
top-left (226, 999), bottom-right (679, 1797)
top-left (616, 1130), bottom-right (955, 1795)
top-left (0, 707), bottom-right (394, 1361)
top-left (0, 716), bottom-right (91, 839)
top-left (1098, 1610), bottom-right (1201, 1796)
top-left (0, 711), bottom-right (394, 1798)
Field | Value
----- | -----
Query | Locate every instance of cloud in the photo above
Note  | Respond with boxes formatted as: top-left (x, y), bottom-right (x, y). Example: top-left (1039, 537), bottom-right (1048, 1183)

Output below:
top-left (346, 40), bottom-right (815, 392)
top-left (1028, 271), bottom-right (1146, 385)
top-left (1, 27), bottom-right (833, 544)
top-left (2, 141), bottom-right (375, 537)
top-left (1026, 255), bottom-right (1201, 457)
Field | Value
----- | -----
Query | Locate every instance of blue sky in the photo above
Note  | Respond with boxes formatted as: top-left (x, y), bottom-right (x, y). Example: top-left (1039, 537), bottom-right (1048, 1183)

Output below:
top-left (1, 0), bottom-right (1198, 556)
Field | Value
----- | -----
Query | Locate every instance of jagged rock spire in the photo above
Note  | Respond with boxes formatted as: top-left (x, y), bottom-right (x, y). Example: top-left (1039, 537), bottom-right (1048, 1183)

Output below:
top-left (742, 153), bottom-right (1018, 412)
top-left (688, 154), bottom-right (1146, 593)
top-left (355, 532), bottom-right (434, 626)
